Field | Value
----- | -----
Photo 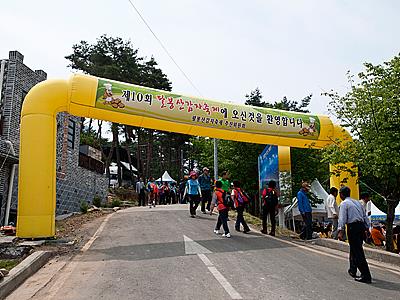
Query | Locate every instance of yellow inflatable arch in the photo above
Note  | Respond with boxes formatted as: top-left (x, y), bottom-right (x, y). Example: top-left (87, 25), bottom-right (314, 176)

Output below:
top-left (17, 74), bottom-right (357, 238)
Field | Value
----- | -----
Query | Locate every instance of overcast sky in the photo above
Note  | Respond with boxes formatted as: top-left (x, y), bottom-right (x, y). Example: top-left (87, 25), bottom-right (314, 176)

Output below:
top-left (1, 0), bottom-right (400, 117)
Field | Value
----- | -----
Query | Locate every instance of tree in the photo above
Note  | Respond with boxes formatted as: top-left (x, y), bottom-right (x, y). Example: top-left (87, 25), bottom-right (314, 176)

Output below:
top-left (66, 35), bottom-right (189, 182)
top-left (322, 55), bottom-right (400, 252)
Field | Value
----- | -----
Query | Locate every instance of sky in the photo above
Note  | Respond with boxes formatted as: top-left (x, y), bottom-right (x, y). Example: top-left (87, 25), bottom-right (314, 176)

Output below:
top-left (1, 0), bottom-right (400, 118)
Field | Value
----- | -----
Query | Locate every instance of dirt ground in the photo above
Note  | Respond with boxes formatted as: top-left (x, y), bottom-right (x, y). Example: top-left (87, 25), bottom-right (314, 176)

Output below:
top-left (38, 210), bottom-right (113, 255)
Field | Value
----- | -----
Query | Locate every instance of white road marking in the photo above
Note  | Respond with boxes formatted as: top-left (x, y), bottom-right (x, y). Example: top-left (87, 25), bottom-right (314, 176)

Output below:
top-left (81, 213), bottom-right (113, 252)
top-left (197, 253), bottom-right (213, 267)
top-left (183, 235), bottom-right (212, 254)
top-left (208, 266), bottom-right (243, 299)
top-left (183, 235), bottom-right (243, 299)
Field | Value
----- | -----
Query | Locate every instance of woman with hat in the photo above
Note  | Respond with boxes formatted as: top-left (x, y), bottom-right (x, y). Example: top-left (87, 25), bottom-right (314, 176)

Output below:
top-left (183, 171), bottom-right (203, 217)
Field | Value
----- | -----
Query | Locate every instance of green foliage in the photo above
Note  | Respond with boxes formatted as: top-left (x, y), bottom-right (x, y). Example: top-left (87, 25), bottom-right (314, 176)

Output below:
top-left (65, 35), bottom-right (171, 90)
top-left (111, 199), bottom-right (121, 207)
top-left (0, 259), bottom-right (19, 271)
top-left (80, 129), bottom-right (108, 150)
top-left (291, 148), bottom-right (329, 201)
top-left (245, 87), bottom-right (312, 113)
top-left (80, 201), bottom-right (88, 214)
top-left (92, 195), bottom-right (102, 208)
top-left (322, 54), bottom-right (400, 251)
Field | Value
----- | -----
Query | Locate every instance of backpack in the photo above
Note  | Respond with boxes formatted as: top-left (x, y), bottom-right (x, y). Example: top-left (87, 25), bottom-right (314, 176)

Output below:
top-left (236, 188), bottom-right (249, 205)
top-left (264, 189), bottom-right (278, 207)
top-left (223, 192), bottom-right (235, 209)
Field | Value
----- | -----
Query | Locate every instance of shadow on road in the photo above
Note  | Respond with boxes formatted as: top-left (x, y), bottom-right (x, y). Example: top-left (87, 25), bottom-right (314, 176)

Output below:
top-left (371, 278), bottom-right (400, 291)
top-left (82, 235), bottom-right (294, 262)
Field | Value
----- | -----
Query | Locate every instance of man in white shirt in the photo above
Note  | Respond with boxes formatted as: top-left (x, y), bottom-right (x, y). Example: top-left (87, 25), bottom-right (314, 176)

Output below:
top-left (326, 187), bottom-right (339, 239)
top-left (359, 192), bottom-right (371, 216)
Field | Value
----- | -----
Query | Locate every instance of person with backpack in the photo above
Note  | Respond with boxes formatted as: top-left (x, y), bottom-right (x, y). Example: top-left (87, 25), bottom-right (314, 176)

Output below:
top-left (219, 171), bottom-right (231, 193)
top-left (261, 180), bottom-right (280, 236)
top-left (163, 182), bottom-right (171, 204)
top-left (136, 177), bottom-right (146, 206)
top-left (158, 182), bottom-right (165, 205)
top-left (198, 167), bottom-right (212, 213)
top-left (232, 180), bottom-right (250, 233)
top-left (183, 171), bottom-right (202, 217)
top-left (147, 177), bottom-right (157, 208)
top-left (210, 180), bottom-right (231, 238)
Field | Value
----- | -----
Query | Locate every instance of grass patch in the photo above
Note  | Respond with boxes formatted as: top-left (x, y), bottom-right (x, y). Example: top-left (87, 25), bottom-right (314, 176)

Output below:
top-left (229, 210), bottom-right (299, 238)
top-left (0, 259), bottom-right (19, 271)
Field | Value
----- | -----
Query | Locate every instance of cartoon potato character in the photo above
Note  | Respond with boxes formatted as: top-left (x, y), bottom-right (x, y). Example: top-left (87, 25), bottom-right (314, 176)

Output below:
top-left (103, 83), bottom-right (113, 103)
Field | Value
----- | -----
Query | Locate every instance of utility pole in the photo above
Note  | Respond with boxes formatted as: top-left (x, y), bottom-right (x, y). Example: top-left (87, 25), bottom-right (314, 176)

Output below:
top-left (213, 138), bottom-right (218, 180)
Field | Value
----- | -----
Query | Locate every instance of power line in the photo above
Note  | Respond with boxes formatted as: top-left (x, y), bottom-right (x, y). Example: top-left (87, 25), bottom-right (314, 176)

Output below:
top-left (127, 0), bottom-right (203, 97)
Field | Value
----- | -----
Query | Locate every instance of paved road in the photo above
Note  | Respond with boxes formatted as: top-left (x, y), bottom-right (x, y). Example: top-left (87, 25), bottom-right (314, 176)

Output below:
top-left (9, 205), bottom-right (400, 299)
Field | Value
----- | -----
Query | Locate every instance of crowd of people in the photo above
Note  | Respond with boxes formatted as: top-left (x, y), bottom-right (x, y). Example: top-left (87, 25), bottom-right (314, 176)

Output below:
top-left (136, 171), bottom-right (399, 283)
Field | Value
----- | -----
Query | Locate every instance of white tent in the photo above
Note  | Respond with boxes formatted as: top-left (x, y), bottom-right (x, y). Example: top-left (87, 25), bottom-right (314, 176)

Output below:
top-left (155, 171), bottom-right (176, 183)
top-left (396, 203), bottom-right (400, 221)
top-left (370, 201), bottom-right (386, 221)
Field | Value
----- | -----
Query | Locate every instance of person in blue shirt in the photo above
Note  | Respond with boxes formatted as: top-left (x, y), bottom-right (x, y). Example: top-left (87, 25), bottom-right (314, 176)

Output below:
top-left (183, 171), bottom-right (202, 218)
top-left (198, 167), bottom-right (212, 213)
top-left (297, 181), bottom-right (312, 240)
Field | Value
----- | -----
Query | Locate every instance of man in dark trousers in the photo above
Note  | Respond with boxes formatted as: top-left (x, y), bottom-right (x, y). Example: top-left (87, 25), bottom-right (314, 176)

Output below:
top-left (198, 167), bottom-right (212, 213)
top-left (136, 177), bottom-right (146, 206)
top-left (298, 182), bottom-right (312, 240)
top-left (232, 180), bottom-right (250, 233)
top-left (338, 186), bottom-right (372, 283)
top-left (261, 180), bottom-right (279, 236)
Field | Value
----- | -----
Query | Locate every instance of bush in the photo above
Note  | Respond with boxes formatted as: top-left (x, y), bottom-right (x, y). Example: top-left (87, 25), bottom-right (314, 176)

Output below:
top-left (80, 201), bottom-right (88, 214)
top-left (93, 195), bottom-right (102, 208)
top-left (111, 199), bottom-right (121, 207)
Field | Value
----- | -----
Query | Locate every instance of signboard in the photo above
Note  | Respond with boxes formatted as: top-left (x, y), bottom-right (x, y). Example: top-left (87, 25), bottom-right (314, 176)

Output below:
top-left (95, 79), bottom-right (321, 139)
top-left (258, 145), bottom-right (279, 198)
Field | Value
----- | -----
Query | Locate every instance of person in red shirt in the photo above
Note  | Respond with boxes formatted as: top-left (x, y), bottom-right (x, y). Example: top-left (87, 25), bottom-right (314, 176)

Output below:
top-left (232, 180), bottom-right (250, 233)
top-left (210, 180), bottom-right (231, 238)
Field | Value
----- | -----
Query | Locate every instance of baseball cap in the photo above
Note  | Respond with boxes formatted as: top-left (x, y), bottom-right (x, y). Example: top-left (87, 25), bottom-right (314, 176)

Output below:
top-left (203, 167), bottom-right (209, 171)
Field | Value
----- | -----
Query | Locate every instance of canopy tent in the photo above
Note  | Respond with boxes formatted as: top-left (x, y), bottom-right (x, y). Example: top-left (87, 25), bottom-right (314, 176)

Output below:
top-left (370, 201), bottom-right (386, 221)
top-left (371, 202), bottom-right (400, 222)
top-left (396, 203), bottom-right (400, 221)
top-left (155, 171), bottom-right (176, 183)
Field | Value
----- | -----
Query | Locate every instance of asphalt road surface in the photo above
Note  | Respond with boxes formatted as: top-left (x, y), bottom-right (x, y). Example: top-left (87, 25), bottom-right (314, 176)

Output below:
top-left (9, 205), bottom-right (400, 300)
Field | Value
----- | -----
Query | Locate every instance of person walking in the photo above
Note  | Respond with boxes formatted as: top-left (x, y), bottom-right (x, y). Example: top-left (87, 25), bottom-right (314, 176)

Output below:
top-left (298, 181), bottom-right (313, 240)
top-left (146, 177), bottom-right (157, 208)
top-left (219, 171), bottom-right (231, 193)
top-left (338, 186), bottom-right (372, 284)
top-left (325, 187), bottom-right (339, 239)
top-left (198, 167), bottom-right (212, 213)
top-left (183, 171), bottom-right (202, 217)
top-left (232, 180), bottom-right (250, 233)
top-left (261, 180), bottom-right (279, 236)
top-left (136, 177), bottom-right (146, 206)
top-left (359, 192), bottom-right (371, 217)
top-left (179, 176), bottom-right (188, 204)
top-left (210, 180), bottom-right (230, 238)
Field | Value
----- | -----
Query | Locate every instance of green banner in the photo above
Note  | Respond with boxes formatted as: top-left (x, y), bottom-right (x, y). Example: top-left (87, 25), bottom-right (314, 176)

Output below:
top-left (95, 79), bottom-right (321, 140)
